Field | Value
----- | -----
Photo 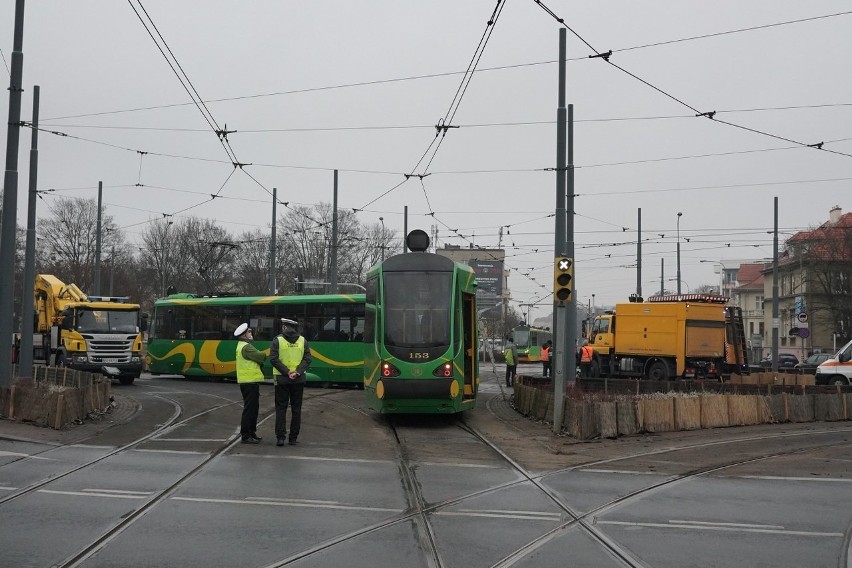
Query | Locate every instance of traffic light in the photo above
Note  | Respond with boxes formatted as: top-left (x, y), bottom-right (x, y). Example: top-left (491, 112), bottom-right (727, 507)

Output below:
top-left (554, 256), bottom-right (573, 302)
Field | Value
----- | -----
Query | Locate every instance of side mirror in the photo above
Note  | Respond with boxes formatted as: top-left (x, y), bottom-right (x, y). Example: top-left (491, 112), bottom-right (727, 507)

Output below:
top-left (140, 317), bottom-right (149, 333)
top-left (840, 352), bottom-right (851, 363)
top-left (60, 317), bottom-right (73, 330)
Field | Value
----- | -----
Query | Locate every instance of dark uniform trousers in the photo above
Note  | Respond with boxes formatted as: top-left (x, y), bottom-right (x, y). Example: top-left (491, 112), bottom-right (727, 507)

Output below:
top-left (275, 381), bottom-right (304, 441)
top-left (239, 383), bottom-right (260, 437)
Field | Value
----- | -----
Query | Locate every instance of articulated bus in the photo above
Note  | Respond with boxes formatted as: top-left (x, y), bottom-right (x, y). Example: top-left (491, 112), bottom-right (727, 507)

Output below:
top-left (512, 325), bottom-right (552, 362)
top-left (364, 230), bottom-right (479, 414)
top-left (146, 293), bottom-right (365, 385)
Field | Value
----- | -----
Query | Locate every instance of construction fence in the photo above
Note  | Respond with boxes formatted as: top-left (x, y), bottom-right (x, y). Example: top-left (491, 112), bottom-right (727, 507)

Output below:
top-left (513, 374), bottom-right (851, 440)
top-left (0, 366), bottom-right (112, 430)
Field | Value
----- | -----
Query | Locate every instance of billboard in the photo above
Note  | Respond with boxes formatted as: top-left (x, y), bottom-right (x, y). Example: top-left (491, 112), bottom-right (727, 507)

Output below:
top-left (468, 259), bottom-right (503, 306)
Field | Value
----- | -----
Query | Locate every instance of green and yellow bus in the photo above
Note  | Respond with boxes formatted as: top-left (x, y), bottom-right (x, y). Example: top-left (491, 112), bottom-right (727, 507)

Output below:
top-left (146, 293), bottom-right (365, 385)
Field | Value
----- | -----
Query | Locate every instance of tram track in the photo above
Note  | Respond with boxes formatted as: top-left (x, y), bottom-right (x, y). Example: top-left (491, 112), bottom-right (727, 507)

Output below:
top-left (260, 387), bottom-right (852, 568)
top-left (7, 379), bottom-right (848, 567)
top-left (455, 418), bottom-right (852, 567)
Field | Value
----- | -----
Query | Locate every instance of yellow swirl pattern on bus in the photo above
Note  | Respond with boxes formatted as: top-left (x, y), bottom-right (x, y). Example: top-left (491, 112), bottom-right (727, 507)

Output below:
top-left (363, 361), bottom-right (380, 387)
top-left (147, 343), bottom-right (196, 373)
top-left (199, 341), bottom-right (237, 375)
top-left (310, 348), bottom-right (363, 367)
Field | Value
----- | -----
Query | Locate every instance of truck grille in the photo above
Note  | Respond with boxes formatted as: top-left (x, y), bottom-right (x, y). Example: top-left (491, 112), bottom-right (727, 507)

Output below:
top-left (82, 334), bottom-right (136, 363)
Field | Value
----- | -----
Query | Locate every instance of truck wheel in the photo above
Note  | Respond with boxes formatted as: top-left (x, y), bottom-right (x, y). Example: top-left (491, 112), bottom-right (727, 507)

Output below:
top-left (831, 375), bottom-right (850, 386)
top-left (118, 376), bottom-right (135, 386)
top-left (647, 361), bottom-right (669, 381)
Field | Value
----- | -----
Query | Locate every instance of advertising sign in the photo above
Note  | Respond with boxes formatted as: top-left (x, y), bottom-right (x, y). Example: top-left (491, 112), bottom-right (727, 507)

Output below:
top-left (467, 259), bottom-right (503, 306)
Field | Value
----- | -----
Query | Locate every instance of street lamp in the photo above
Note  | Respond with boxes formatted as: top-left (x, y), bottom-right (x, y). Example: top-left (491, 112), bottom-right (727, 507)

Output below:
top-left (699, 259), bottom-right (726, 295)
top-left (676, 212), bottom-right (683, 295)
top-left (379, 217), bottom-right (385, 261)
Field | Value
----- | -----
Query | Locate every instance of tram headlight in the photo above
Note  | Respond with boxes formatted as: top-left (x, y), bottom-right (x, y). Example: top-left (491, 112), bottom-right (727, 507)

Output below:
top-left (381, 361), bottom-right (400, 378)
top-left (433, 362), bottom-right (453, 377)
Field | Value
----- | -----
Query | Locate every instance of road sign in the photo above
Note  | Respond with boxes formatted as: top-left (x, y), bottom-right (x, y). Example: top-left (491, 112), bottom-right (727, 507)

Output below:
top-left (799, 328), bottom-right (810, 339)
top-left (797, 312), bottom-right (808, 323)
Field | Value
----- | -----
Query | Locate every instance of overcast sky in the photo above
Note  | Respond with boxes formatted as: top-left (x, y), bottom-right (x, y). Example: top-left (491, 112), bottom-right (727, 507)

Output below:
top-left (1, 1), bottom-right (849, 322)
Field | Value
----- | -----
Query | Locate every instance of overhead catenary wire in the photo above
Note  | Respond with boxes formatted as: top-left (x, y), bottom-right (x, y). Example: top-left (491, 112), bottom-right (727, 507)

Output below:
top-left (533, 0), bottom-right (852, 162)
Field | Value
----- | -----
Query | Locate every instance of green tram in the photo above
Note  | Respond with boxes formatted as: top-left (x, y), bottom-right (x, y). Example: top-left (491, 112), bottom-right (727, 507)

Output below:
top-left (513, 324), bottom-right (552, 362)
top-left (146, 293), bottom-right (365, 385)
top-left (364, 230), bottom-right (479, 414)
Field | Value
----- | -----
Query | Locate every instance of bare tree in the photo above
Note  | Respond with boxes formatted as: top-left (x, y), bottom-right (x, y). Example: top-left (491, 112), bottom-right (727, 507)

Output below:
top-left (139, 219), bottom-right (176, 299)
top-left (171, 217), bottom-right (236, 294)
top-left (233, 228), bottom-right (271, 296)
top-left (38, 197), bottom-right (122, 290)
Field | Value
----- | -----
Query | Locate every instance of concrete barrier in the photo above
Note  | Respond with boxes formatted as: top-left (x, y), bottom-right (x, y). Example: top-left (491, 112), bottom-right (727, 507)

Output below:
top-left (1, 365), bottom-right (111, 429)
top-left (512, 381), bottom-right (850, 440)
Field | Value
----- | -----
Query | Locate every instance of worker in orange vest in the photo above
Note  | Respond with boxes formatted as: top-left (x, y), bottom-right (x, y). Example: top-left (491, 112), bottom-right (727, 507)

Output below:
top-left (579, 339), bottom-right (595, 378)
top-left (541, 340), bottom-right (552, 378)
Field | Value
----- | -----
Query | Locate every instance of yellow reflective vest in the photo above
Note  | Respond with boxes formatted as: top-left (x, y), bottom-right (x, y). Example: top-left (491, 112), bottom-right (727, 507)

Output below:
top-left (236, 341), bottom-right (264, 383)
top-left (272, 335), bottom-right (306, 376)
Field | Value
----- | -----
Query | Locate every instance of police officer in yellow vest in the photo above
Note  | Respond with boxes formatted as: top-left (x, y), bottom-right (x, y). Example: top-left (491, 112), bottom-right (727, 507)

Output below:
top-left (270, 318), bottom-right (312, 446)
top-left (234, 322), bottom-right (266, 444)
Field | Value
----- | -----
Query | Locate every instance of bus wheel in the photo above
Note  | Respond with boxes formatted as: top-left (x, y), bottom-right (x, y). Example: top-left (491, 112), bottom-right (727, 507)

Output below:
top-left (647, 361), bottom-right (669, 381)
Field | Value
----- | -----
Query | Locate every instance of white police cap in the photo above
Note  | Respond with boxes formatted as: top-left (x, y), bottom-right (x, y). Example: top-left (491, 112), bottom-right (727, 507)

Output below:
top-left (234, 322), bottom-right (249, 337)
top-left (281, 318), bottom-right (298, 327)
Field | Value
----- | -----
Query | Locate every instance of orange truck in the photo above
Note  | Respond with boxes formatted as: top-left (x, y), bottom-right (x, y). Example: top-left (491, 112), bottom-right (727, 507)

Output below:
top-left (585, 294), bottom-right (748, 381)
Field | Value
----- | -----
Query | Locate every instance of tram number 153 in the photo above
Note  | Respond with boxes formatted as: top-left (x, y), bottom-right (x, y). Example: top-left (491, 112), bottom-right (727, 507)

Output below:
top-left (408, 352), bottom-right (430, 359)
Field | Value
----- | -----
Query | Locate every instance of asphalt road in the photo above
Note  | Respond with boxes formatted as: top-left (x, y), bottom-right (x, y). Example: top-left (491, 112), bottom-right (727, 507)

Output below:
top-left (1, 368), bottom-right (851, 568)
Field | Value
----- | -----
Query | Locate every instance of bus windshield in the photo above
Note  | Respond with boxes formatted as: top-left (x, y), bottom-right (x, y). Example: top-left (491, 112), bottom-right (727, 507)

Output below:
top-left (383, 272), bottom-right (451, 348)
top-left (77, 309), bottom-right (138, 334)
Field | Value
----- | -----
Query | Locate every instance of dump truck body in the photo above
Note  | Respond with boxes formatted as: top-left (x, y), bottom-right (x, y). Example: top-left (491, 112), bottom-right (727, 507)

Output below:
top-left (588, 294), bottom-right (746, 380)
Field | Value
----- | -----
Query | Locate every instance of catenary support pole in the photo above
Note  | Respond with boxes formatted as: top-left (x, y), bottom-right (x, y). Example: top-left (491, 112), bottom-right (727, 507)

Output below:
top-left (17, 85), bottom-right (38, 382)
top-left (0, 0), bottom-right (26, 385)
top-left (636, 208), bottom-right (642, 298)
top-left (269, 187), bottom-right (277, 295)
top-left (771, 196), bottom-right (779, 372)
top-left (93, 181), bottom-right (102, 295)
top-left (552, 28), bottom-right (568, 434)
top-left (330, 170), bottom-right (338, 293)
top-left (403, 205), bottom-right (408, 252)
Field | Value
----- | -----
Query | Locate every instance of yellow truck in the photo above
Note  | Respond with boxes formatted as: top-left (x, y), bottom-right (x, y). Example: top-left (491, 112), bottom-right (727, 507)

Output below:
top-left (34, 274), bottom-right (145, 385)
top-left (586, 294), bottom-right (748, 381)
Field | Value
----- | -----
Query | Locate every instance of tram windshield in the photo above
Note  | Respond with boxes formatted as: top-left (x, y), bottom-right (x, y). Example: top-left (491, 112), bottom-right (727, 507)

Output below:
top-left (383, 272), bottom-right (451, 348)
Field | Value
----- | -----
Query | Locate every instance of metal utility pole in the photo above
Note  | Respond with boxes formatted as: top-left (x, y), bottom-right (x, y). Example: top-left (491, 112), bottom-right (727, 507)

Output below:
top-left (660, 258), bottom-right (665, 296)
top-left (93, 181), bottom-right (103, 295)
top-left (676, 212), bottom-right (682, 295)
top-left (771, 197), bottom-right (779, 371)
top-left (552, 28), bottom-right (576, 434)
top-left (403, 206), bottom-right (408, 252)
top-left (17, 85), bottom-right (39, 382)
top-left (636, 208), bottom-right (642, 298)
top-left (109, 245), bottom-right (115, 296)
top-left (329, 170), bottom-right (339, 293)
top-left (379, 217), bottom-right (385, 261)
top-left (0, 0), bottom-right (26, 385)
top-left (268, 187), bottom-right (277, 295)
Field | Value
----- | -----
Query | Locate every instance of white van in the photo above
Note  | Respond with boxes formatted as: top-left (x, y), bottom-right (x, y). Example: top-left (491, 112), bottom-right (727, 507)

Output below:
top-left (814, 339), bottom-right (852, 386)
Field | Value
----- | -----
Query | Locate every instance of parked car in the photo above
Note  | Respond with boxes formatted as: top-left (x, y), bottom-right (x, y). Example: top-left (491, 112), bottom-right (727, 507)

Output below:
top-left (759, 353), bottom-right (800, 369)
top-left (794, 353), bottom-right (832, 374)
